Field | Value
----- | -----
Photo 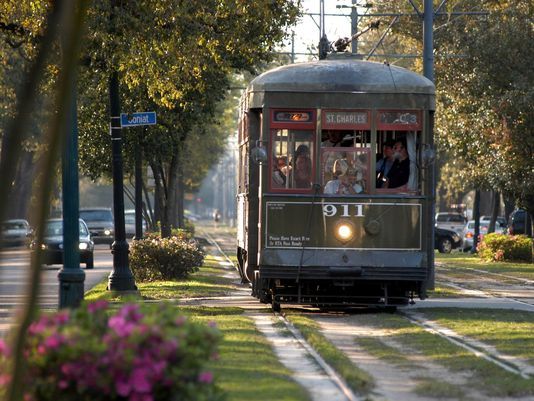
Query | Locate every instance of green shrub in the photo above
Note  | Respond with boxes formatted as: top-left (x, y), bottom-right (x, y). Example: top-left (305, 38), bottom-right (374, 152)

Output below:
top-left (478, 233), bottom-right (533, 262)
top-left (130, 235), bottom-right (205, 282)
top-left (145, 228), bottom-right (193, 242)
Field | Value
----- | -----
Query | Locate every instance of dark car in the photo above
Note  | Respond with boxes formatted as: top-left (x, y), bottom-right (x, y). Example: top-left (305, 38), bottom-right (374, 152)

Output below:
top-left (1, 219), bottom-right (32, 247)
top-left (508, 209), bottom-right (532, 237)
top-left (32, 219), bottom-right (94, 269)
top-left (79, 208), bottom-right (114, 246)
top-left (435, 227), bottom-right (462, 253)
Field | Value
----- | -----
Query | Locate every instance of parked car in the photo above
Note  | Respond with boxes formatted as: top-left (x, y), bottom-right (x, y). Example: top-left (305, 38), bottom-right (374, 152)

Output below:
top-left (124, 209), bottom-right (147, 238)
top-left (435, 227), bottom-right (463, 253)
top-left (480, 215), bottom-right (507, 228)
top-left (507, 209), bottom-right (532, 237)
top-left (462, 221), bottom-right (488, 252)
top-left (435, 212), bottom-right (467, 235)
top-left (79, 208), bottom-right (114, 246)
top-left (0, 219), bottom-right (32, 247)
top-left (32, 219), bottom-right (94, 269)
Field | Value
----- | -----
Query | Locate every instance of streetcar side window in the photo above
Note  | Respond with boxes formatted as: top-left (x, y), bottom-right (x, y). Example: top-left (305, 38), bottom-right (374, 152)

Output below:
top-left (270, 129), bottom-right (315, 192)
top-left (375, 131), bottom-right (419, 192)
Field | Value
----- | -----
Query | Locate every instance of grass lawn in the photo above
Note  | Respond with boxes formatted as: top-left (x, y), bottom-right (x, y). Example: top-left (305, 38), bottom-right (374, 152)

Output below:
top-left (186, 307), bottom-right (311, 401)
top-left (85, 262), bottom-right (237, 302)
top-left (346, 312), bottom-right (534, 398)
top-left (421, 308), bottom-right (534, 365)
top-left (435, 251), bottom-right (534, 281)
top-left (284, 311), bottom-right (375, 396)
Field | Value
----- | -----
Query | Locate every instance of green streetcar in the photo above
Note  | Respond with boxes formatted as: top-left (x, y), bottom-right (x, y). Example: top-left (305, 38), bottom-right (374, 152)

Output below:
top-left (236, 57), bottom-right (436, 311)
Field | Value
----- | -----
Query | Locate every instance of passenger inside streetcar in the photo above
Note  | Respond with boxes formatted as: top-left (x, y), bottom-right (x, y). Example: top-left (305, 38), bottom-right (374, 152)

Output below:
top-left (376, 140), bottom-right (395, 188)
top-left (324, 167), bottom-right (364, 195)
top-left (322, 150), bottom-right (368, 194)
top-left (291, 153), bottom-right (312, 188)
top-left (321, 130), bottom-right (351, 147)
top-left (271, 156), bottom-right (287, 188)
top-left (383, 140), bottom-right (410, 189)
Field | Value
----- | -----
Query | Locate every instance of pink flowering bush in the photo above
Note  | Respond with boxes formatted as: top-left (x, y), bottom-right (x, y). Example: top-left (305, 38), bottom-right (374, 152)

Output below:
top-left (478, 233), bottom-right (533, 262)
top-left (0, 301), bottom-right (223, 401)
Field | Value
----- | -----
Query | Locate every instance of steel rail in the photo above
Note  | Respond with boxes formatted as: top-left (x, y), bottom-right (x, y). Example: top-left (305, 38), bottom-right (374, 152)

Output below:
top-left (202, 228), bottom-right (363, 401)
top-left (402, 311), bottom-right (533, 379)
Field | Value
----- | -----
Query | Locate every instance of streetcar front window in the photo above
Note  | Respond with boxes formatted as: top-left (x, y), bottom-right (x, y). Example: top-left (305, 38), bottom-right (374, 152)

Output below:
top-left (321, 148), bottom-right (370, 195)
top-left (270, 129), bottom-right (315, 192)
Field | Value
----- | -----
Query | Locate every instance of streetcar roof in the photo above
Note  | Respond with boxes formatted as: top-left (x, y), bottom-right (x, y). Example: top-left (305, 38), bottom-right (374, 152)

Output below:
top-left (249, 59), bottom-right (435, 95)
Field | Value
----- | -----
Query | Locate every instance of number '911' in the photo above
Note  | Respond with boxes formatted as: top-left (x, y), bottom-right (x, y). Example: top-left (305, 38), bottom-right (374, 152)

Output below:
top-left (323, 204), bottom-right (364, 217)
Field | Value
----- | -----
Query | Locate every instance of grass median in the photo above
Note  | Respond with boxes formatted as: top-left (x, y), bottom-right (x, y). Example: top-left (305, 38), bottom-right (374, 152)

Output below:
top-left (435, 252), bottom-right (534, 281)
top-left (347, 311), bottom-right (534, 398)
top-left (284, 311), bottom-right (375, 396)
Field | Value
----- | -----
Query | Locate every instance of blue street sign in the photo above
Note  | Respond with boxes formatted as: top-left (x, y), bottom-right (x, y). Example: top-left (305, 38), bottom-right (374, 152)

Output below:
top-left (120, 112), bottom-right (157, 127)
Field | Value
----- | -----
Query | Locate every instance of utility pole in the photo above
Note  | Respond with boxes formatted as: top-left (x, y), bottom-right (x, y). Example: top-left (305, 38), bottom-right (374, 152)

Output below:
top-left (351, 0), bottom-right (358, 54)
top-left (422, 0), bottom-right (434, 82)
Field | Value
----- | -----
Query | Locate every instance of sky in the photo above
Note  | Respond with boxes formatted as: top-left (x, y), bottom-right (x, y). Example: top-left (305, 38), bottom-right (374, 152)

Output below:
top-left (278, 0), bottom-right (361, 61)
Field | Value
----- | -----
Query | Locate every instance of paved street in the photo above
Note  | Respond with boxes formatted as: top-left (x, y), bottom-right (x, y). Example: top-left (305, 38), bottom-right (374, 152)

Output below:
top-left (0, 245), bottom-right (113, 335)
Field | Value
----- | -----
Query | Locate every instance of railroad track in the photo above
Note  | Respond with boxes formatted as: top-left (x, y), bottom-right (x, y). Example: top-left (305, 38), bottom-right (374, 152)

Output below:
top-left (202, 229), bottom-right (534, 399)
top-left (199, 226), bottom-right (362, 401)
top-left (436, 262), bottom-right (534, 311)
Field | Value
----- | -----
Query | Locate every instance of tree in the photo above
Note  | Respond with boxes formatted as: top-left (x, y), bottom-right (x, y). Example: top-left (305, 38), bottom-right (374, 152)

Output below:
top-left (435, 1), bottom-right (533, 234)
top-left (1, 0), bottom-right (301, 235)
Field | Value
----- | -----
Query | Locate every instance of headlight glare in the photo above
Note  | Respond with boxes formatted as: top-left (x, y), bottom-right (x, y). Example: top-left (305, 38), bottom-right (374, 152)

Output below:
top-left (79, 242), bottom-right (88, 250)
top-left (335, 222), bottom-right (354, 242)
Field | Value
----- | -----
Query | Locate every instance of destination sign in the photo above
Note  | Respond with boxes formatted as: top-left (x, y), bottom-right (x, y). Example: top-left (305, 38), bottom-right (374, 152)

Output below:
top-left (273, 111), bottom-right (312, 122)
top-left (377, 110), bottom-right (421, 130)
top-left (270, 109), bottom-right (316, 129)
top-left (323, 110), bottom-right (369, 129)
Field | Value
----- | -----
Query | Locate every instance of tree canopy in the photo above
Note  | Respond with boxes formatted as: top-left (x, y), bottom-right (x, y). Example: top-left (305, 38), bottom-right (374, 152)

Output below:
top-left (1, 0), bottom-right (301, 227)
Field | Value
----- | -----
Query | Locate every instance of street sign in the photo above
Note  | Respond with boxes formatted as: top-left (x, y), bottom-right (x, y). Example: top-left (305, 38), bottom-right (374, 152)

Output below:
top-left (120, 112), bottom-right (157, 127)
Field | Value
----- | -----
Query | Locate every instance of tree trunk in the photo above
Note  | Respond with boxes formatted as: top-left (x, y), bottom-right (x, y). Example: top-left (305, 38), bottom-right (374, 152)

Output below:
top-left (488, 190), bottom-right (500, 233)
top-left (471, 189), bottom-right (481, 253)
top-left (8, 151), bottom-right (35, 219)
top-left (162, 154), bottom-right (178, 237)
top-left (177, 158), bottom-right (185, 228)
top-left (142, 180), bottom-right (155, 230)
top-left (150, 161), bottom-right (165, 234)
top-left (504, 195), bottom-right (515, 225)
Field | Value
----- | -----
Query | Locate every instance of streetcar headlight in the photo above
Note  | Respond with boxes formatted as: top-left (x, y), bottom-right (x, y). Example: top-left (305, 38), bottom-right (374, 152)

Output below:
top-left (335, 223), bottom-right (354, 242)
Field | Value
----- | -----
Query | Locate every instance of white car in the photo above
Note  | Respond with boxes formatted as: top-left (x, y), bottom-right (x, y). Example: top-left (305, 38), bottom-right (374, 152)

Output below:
top-left (462, 220), bottom-right (506, 251)
top-left (435, 212), bottom-right (467, 235)
top-left (1, 219), bottom-right (32, 247)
